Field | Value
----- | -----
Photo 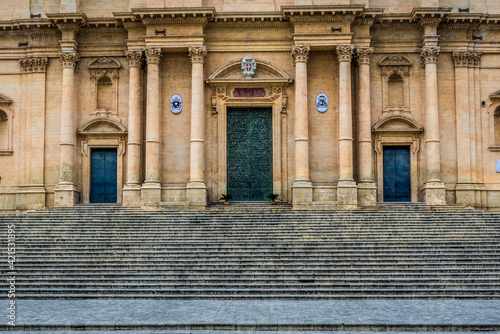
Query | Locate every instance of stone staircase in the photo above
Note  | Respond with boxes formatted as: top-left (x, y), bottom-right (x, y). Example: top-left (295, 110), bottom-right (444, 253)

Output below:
top-left (1, 204), bottom-right (500, 299)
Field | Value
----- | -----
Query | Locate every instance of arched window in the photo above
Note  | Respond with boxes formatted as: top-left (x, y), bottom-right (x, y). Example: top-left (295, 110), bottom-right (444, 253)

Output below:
top-left (96, 76), bottom-right (113, 110)
top-left (388, 73), bottom-right (404, 107)
top-left (495, 106), bottom-right (500, 146)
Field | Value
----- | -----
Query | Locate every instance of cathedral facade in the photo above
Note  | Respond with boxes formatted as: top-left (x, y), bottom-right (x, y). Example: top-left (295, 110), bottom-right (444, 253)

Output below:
top-left (1, 0), bottom-right (500, 211)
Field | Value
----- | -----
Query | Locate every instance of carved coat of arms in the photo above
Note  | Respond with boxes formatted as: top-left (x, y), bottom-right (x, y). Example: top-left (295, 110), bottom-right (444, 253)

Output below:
top-left (241, 56), bottom-right (257, 77)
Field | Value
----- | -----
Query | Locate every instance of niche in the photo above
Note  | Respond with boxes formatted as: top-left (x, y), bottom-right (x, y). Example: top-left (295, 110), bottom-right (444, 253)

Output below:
top-left (0, 93), bottom-right (13, 155)
top-left (379, 54), bottom-right (412, 113)
top-left (89, 57), bottom-right (121, 115)
top-left (495, 106), bottom-right (500, 146)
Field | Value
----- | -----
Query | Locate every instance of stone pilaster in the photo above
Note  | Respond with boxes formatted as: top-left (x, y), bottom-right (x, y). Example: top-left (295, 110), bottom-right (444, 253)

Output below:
top-left (421, 46), bottom-right (446, 205)
top-left (291, 45), bottom-right (313, 208)
top-left (141, 48), bottom-right (162, 207)
top-left (123, 51), bottom-right (143, 206)
top-left (336, 44), bottom-right (357, 209)
top-left (186, 46), bottom-right (208, 210)
top-left (356, 47), bottom-right (376, 206)
top-left (55, 52), bottom-right (80, 206)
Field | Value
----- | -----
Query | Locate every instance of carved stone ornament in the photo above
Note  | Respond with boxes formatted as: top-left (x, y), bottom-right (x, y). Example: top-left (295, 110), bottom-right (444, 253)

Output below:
top-left (241, 56), bottom-right (257, 77)
top-left (19, 57), bottom-right (48, 73)
top-left (126, 51), bottom-right (143, 68)
top-left (291, 45), bottom-right (310, 65)
top-left (188, 46), bottom-right (207, 64)
top-left (170, 94), bottom-right (183, 114)
top-left (420, 46), bottom-right (440, 65)
top-left (60, 52), bottom-right (79, 69)
top-left (336, 44), bottom-right (355, 63)
top-left (355, 47), bottom-right (373, 65)
top-left (145, 48), bottom-right (163, 65)
top-left (452, 51), bottom-right (482, 68)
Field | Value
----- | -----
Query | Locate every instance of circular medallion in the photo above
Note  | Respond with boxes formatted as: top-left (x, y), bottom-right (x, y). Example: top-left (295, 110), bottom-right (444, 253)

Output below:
top-left (170, 95), bottom-right (183, 114)
top-left (316, 93), bottom-right (328, 112)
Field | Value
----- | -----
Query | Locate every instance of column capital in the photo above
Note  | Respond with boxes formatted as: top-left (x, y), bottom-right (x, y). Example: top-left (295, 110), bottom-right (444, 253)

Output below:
top-left (145, 48), bottom-right (162, 65)
top-left (126, 51), bottom-right (144, 68)
top-left (20, 57), bottom-right (48, 73)
top-left (291, 45), bottom-right (310, 65)
top-left (470, 51), bottom-right (482, 68)
top-left (336, 44), bottom-right (355, 63)
top-left (420, 46), bottom-right (440, 65)
top-left (59, 52), bottom-right (79, 69)
top-left (188, 46), bottom-right (207, 64)
top-left (452, 51), bottom-right (481, 68)
top-left (355, 47), bottom-right (373, 65)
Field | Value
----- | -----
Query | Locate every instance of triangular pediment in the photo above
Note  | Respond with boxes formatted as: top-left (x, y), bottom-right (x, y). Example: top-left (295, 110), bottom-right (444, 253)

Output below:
top-left (379, 54), bottom-right (412, 67)
top-left (88, 57), bottom-right (121, 69)
top-left (209, 58), bottom-right (290, 80)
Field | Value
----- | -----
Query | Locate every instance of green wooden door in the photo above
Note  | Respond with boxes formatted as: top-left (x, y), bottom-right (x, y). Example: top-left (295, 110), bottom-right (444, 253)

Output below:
top-left (227, 108), bottom-right (273, 201)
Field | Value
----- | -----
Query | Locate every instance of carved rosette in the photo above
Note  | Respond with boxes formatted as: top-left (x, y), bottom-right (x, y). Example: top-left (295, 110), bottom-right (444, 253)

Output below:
top-left (291, 45), bottom-right (310, 65)
top-left (336, 44), bottom-right (355, 63)
top-left (20, 57), bottom-right (48, 73)
top-left (188, 46), bottom-right (207, 64)
top-left (126, 51), bottom-right (144, 68)
top-left (420, 46), bottom-right (440, 65)
top-left (356, 47), bottom-right (373, 65)
top-left (145, 48), bottom-right (162, 65)
top-left (60, 52), bottom-right (79, 69)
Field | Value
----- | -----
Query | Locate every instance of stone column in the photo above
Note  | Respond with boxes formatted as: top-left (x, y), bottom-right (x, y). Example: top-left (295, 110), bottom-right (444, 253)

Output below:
top-left (123, 51), bottom-right (143, 206)
top-left (186, 46), bottom-right (208, 209)
top-left (421, 46), bottom-right (446, 205)
top-left (452, 51), bottom-right (474, 206)
top-left (336, 44), bottom-right (357, 209)
top-left (291, 45), bottom-right (313, 208)
top-left (54, 52), bottom-right (79, 206)
top-left (356, 47), bottom-right (376, 206)
top-left (141, 48), bottom-right (162, 207)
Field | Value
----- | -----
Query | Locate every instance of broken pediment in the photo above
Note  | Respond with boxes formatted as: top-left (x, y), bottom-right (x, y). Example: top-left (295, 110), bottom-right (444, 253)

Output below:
top-left (379, 54), bottom-right (413, 67)
top-left (88, 57), bottom-right (121, 69)
top-left (489, 89), bottom-right (500, 100)
top-left (0, 92), bottom-right (13, 106)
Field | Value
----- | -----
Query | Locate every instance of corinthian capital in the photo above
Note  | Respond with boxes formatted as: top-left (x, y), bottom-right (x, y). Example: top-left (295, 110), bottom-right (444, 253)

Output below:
top-left (60, 52), bottom-right (79, 69)
top-left (355, 47), bottom-right (373, 65)
top-left (291, 45), bottom-right (310, 65)
top-left (469, 51), bottom-right (482, 67)
top-left (145, 48), bottom-right (162, 65)
top-left (188, 46), bottom-right (207, 64)
top-left (452, 52), bottom-right (469, 68)
top-left (126, 51), bottom-right (144, 68)
top-left (420, 46), bottom-right (440, 65)
top-left (20, 57), bottom-right (48, 73)
top-left (336, 44), bottom-right (355, 63)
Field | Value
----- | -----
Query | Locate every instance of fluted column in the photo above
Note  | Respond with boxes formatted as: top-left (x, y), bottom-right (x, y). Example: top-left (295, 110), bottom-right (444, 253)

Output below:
top-left (186, 46), bottom-right (208, 209)
top-left (54, 52), bottom-right (79, 206)
top-left (356, 47), bottom-right (376, 206)
top-left (421, 46), bottom-right (446, 205)
top-left (291, 45), bottom-right (313, 208)
top-left (141, 48), bottom-right (162, 207)
top-left (123, 51), bottom-right (143, 206)
top-left (336, 45), bottom-right (358, 209)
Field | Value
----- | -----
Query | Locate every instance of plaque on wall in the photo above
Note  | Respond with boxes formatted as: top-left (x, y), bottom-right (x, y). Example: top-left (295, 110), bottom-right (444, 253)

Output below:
top-left (233, 88), bottom-right (266, 97)
top-left (316, 93), bottom-right (328, 112)
top-left (170, 95), bottom-right (183, 114)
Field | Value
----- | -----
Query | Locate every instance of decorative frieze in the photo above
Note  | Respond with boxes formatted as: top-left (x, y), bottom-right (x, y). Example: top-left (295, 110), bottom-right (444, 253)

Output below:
top-left (291, 45), bottom-right (310, 65)
top-left (420, 46), bottom-right (440, 65)
top-left (126, 51), bottom-right (143, 68)
top-left (145, 48), bottom-right (162, 65)
top-left (336, 44), bottom-right (355, 63)
top-left (60, 52), bottom-right (79, 69)
top-left (355, 47), bottom-right (373, 65)
top-left (19, 57), bottom-right (48, 73)
top-left (188, 46), bottom-right (207, 64)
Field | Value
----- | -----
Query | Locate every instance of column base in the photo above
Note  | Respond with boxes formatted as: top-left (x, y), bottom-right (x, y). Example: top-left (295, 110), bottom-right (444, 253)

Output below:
top-left (455, 183), bottom-right (484, 207)
top-left (141, 182), bottom-right (161, 208)
top-left (422, 181), bottom-right (446, 206)
top-left (186, 181), bottom-right (207, 210)
top-left (357, 181), bottom-right (377, 206)
top-left (292, 181), bottom-right (313, 209)
top-left (54, 184), bottom-right (79, 207)
top-left (122, 184), bottom-right (141, 207)
top-left (19, 186), bottom-right (46, 210)
top-left (337, 180), bottom-right (358, 209)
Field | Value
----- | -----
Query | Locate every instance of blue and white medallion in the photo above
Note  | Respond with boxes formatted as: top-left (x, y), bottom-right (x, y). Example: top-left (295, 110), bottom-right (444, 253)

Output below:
top-left (170, 95), bottom-right (183, 114)
top-left (316, 93), bottom-right (328, 112)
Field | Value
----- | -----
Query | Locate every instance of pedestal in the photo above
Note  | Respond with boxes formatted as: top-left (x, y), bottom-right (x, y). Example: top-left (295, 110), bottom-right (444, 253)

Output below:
top-left (357, 181), bottom-right (376, 206)
top-left (292, 181), bottom-right (313, 209)
top-left (186, 183), bottom-right (207, 210)
top-left (422, 182), bottom-right (446, 205)
top-left (337, 180), bottom-right (358, 209)
top-left (122, 185), bottom-right (141, 206)
top-left (54, 185), bottom-right (79, 207)
top-left (141, 183), bottom-right (161, 209)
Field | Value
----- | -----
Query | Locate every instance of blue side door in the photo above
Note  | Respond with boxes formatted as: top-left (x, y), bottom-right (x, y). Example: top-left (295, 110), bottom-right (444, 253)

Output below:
top-left (383, 146), bottom-right (411, 202)
top-left (90, 148), bottom-right (117, 203)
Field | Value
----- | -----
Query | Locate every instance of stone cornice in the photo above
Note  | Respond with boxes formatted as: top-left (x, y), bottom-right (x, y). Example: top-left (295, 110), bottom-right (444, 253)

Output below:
top-left (46, 13), bottom-right (87, 31)
top-left (60, 52), bottom-right (79, 69)
top-left (411, 7), bottom-right (453, 22)
top-left (188, 46), bottom-right (207, 64)
top-left (291, 45), bottom-right (310, 65)
top-left (145, 48), bottom-right (162, 65)
top-left (213, 12), bottom-right (284, 23)
top-left (336, 44), bottom-right (355, 62)
top-left (282, 5), bottom-right (364, 17)
top-left (19, 57), bottom-right (48, 73)
top-left (420, 46), bottom-right (440, 65)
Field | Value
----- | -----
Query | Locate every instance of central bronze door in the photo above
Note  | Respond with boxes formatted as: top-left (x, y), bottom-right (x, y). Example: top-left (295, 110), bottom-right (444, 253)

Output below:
top-left (227, 107), bottom-right (273, 201)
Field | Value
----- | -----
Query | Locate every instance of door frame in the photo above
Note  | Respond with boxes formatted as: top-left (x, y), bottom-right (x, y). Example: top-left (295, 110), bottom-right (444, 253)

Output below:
top-left (382, 145), bottom-right (412, 202)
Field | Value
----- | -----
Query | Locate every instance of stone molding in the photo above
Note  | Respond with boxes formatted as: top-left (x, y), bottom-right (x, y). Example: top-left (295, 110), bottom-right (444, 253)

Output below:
top-left (126, 51), bottom-right (143, 68)
top-left (60, 52), bottom-right (79, 69)
top-left (336, 44), bottom-right (355, 63)
top-left (145, 48), bottom-right (162, 65)
top-left (355, 47), bottom-right (373, 65)
top-left (291, 45), bottom-right (310, 65)
top-left (188, 46), bottom-right (207, 64)
top-left (421, 46), bottom-right (440, 65)
top-left (19, 57), bottom-right (48, 73)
